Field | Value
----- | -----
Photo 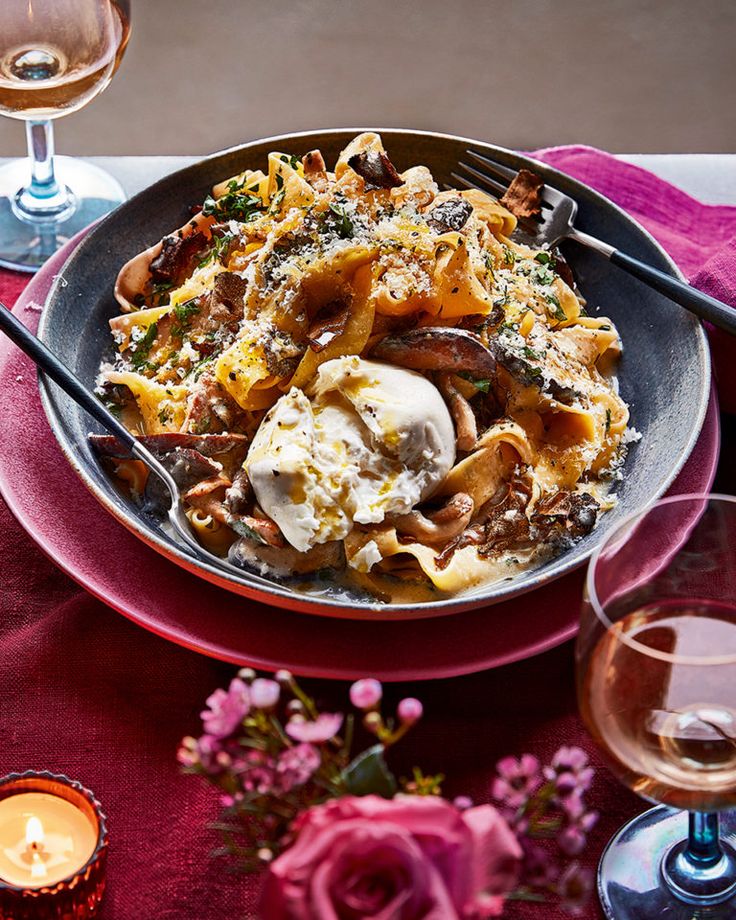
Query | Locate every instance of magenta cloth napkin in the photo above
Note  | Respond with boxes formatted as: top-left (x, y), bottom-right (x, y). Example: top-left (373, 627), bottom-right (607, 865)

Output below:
top-left (0, 148), bottom-right (733, 920)
top-left (533, 145), bottom-right (736, 411)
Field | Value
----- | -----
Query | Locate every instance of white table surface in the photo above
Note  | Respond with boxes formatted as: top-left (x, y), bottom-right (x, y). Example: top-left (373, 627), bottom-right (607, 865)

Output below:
top-left (2, 153), bottom-right (730, 206)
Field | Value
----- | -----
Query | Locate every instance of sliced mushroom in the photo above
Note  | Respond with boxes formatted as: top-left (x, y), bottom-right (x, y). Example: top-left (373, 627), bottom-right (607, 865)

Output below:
top-left (426, 198), bottom-right (473, 233)
top-left (306, 300), bottom-right (351, 352)
top-left (114, 211), bottom-right (215, 312)
top-left (90, 432), bottom-right (249, 462)
top-left (436, 373), bottom-right (477, 451)
top-left (488, 335), bottom-right (578, 404)
top-left (532, 491), bottom-right (599, 546)
top-left (224, 467), bottom-right (253, 516)
top-left (500, 168), bottom-right (544, 219)
top-left (347, 150), bottom-right (403, 190)
top-left (183, 475), bottom-right (231, 523)
top-left (149, 231), bottom-right (208, 286)
top-left (371, 327), bottom-right (496, 377)
top-left (389, 493), bottom-right (474, 545)
top-left (229, 535), bottom-right (344, 575)
top-left (144, 448), bottom-right (223, 511)
top-left (228, 514), bottom-right (286, 548)
top-left (302, 150), bottom-right (328, 191)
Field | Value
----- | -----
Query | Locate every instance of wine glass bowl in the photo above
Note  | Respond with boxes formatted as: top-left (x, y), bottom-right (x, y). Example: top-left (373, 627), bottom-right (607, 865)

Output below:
top-left (0, 0), bottom-right (130, 271)
top-left (577, 494), bottom-right (736, 917)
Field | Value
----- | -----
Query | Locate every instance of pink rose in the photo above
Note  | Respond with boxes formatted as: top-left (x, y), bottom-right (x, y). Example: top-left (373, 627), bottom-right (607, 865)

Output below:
top-left (260, 795), bottom-right (521, 919)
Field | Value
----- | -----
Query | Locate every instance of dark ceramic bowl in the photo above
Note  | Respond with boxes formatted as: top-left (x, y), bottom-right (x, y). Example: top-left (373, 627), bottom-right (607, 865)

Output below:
top-left (37, 129), bottom-right (710, 620)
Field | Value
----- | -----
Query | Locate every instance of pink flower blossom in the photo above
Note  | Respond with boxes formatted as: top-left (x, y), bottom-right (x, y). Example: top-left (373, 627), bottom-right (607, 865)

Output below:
top-left (285, 712), bottom-right (343, 743)
top-left (558, 794), bottom-right (598, 856)
top-left (276, 743), bottom-right (321, 791)
top-left (349, 678), bottom-right (383, 710)
top-left (556, 861), bottom-right (594, 915)
top-left (260, 795), bottom-right (521, 920)
top-left (200, 678), bottom-right (250, 739)
top-left (397, 697), bottom-right (423, 724)
top-left (250, 678), bottom-right (280, 710)
top-left (544, 745), bottom-right (594, 799)
top-left (492, 754), bottom-right (542, 810)
top-left (235, 749), bottom-right (277, 795)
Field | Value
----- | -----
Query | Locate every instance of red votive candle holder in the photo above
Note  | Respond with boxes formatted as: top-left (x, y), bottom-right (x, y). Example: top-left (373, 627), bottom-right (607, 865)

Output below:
top-left (0, 772), bottom-right (108, 920)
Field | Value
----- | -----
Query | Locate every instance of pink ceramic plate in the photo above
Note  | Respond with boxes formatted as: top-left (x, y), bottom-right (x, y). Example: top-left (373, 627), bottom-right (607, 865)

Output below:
top-left (0, 237), bottom-right (720, 680)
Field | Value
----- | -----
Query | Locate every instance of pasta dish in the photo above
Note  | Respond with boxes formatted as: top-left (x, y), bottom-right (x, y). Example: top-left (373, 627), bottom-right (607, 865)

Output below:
top-left (94, 133), bottom-right (635, 603)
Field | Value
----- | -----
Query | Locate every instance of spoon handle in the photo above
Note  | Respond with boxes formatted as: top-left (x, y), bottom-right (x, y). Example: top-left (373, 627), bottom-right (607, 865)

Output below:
top-left (0, 300), bottom-right (137, 450)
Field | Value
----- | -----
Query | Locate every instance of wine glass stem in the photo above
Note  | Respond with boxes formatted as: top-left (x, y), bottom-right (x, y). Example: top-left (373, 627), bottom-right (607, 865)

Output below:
top-left (13, 120), bottom-right (75, 222)
top-left (688, 811), bottom-right (720, 862)
top-left (661, 811), bottom-right (736, 905)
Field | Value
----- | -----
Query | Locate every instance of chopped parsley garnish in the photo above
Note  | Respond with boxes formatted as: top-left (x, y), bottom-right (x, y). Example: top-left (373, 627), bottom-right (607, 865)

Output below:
top-left (493, 286), bottom-right (510, 308)
top-left (327, 200), bottom-right (355, 238)
top-left (484, 253), bottom-right (495, 278)
top-left (522, 345), bottom-right (542, 360)
top-left (192, 356), bottom-right (214, 380)
top-left (171, 299), bottom-right (200, 337)
top-left (130, 322), bottom-right (158, 369)
top-left (229, 518), bottom-right (267, 545)
top-left (459, 372), bottom-right (491, 393)
top-left (279, 153), bottom-right (300, 170)
top-left (532, 264), bottom-right (555, 286)
top-left (274, 173), bottom-right (284, 191)
top-left (202, 177), bottom-right (263, 222)
top-left (534, 251), bottom-right (555, 266)
top-left (503, 246), bottom-right (516, 266)
top-left (605, 409), bottom-right (612, 433)
top-left (268, 187), bottom-right (286, 213)
top-left (198, 231), bottom-right (235, 268)
top-left (545, 293), bottom-right (567, 322)
top-left (150, 280), bottom-right (173, 306)
top-left (158, 407), bottom-right (173, 425)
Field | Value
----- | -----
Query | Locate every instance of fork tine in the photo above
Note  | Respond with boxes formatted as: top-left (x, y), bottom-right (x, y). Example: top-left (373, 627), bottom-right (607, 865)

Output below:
top-left (465, 151), bottom-right (553, 210)
top-left (465, 150), bottom-right (517, 183)
top-left (456, 162), bottom-right (508, 198)
top-left (449, 172), bottom-right (490, 196)
top-left (451, 173), bottom-right (543, 238)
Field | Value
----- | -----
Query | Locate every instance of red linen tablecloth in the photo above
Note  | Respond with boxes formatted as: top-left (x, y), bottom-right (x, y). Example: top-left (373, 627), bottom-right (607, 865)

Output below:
top-left (1, 149), bottom-right (735, 919)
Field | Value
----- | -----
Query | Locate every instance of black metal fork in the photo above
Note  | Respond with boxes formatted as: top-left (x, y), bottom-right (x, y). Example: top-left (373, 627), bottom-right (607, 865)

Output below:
top-left (452, 150), bottom-right (736, 336)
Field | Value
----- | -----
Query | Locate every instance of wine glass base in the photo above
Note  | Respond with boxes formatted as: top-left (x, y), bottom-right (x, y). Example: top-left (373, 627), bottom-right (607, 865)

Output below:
top-left (599, 805), bottom-right (736, 919)
top-left (0, 156), bottom-right (126, 273)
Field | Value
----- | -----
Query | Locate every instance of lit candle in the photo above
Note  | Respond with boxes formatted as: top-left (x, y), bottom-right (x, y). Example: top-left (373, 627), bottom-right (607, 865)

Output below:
top-left (0, 773), bottom-right (107, 918)
top-left (0, 792), bottom-right (97, 887)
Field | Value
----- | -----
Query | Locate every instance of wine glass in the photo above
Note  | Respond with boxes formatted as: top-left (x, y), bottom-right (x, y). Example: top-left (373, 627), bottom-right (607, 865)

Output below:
top-left (0, 0), bottom-right (131, 272)
top-left (577, 493), bottom-right (736, 918)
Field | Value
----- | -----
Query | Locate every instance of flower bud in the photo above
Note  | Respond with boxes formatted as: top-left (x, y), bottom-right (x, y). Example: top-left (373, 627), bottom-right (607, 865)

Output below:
top-left (363, 711), bottom-right (382, 734)
top-left (215, 750), bottom-right (232, 768)
top-left (453, 795), bottom-right (473, 811)
top-left (397, 697), bottom-right (423, 725)
top-left (286, 699), bottom-right (305, 716)
top-left (251, 678), bottom-right (280, 709)
top-left (237, 667), bottom-right (257, 683)
top-left (275, 669), bottom-right (294, 687)
top-left (350, 678), bottom-right (383, 711)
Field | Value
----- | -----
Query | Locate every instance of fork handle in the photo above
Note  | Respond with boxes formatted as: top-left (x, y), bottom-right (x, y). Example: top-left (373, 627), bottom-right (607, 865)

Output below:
top-left (609, 250), bottom-right (736, 335)
top-left (0, 299), bottom-right (138, 451)
top-left (568, 230), bottom-right (736, 335)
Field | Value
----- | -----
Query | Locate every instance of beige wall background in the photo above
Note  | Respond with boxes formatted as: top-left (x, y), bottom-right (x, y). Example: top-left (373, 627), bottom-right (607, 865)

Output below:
top-left (1, 0), bottom-right (734, 157)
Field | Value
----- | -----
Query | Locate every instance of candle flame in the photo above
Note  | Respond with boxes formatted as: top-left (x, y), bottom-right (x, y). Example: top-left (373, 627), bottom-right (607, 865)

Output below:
top-left (25, 816), bottom-right (44, 848)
